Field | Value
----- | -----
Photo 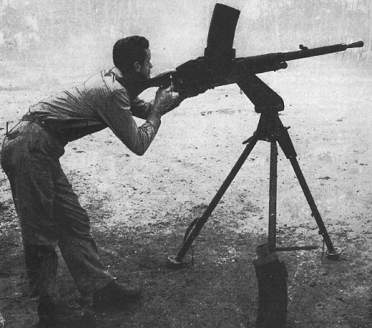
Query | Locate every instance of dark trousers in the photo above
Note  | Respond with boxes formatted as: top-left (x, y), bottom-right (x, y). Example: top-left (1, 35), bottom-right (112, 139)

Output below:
top-left (1, 121), bottom-right (113, 301)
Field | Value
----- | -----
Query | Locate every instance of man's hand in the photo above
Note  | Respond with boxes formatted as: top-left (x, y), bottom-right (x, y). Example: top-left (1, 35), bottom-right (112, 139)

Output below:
top-left (152, 86), bottom-right (184, 116)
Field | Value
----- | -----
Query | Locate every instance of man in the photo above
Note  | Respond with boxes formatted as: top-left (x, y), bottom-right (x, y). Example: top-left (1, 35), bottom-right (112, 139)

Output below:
top-left (1, 36), bottom-right (184, 326)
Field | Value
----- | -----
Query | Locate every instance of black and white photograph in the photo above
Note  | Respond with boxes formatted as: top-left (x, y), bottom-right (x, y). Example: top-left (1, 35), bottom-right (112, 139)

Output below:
top-left (0, 0), bottom-right (371, 327)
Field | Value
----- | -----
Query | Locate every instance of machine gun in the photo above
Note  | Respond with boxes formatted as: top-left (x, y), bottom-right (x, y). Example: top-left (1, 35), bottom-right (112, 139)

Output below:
top-left (146, 5), bottom-right (364, 325)
top-left (144, 4), bottom-right (363, 113)
top-left (144, 3), bottom-right (363, 268)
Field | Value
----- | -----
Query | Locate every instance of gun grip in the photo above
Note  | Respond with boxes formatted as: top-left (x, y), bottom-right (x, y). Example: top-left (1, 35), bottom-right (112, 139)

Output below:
top-left (238, 75), bottom-right (284, 113)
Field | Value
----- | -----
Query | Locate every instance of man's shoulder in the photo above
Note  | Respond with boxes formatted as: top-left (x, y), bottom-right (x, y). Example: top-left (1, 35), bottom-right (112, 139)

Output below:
top-left (83, 69), bottom-right (129, 96)
top-left (101, 69), bottom-right (129, 94)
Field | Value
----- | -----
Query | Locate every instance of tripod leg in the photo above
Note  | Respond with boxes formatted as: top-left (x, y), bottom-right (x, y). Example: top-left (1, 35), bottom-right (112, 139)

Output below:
top-left (287, 158), bottom-right (338, 256)
top-left (276, 123), bottom-right (339, 257)
top-left (268, 141), bottom-right (278, 252)
top-left (170, 136), bottom-right (259, 264)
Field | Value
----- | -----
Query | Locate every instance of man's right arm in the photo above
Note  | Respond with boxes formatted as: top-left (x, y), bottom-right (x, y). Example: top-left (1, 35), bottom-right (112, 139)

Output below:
top-left (97, 90), bottom-right (161, 155)
top-left (96, 87), bottom-right (181, 156)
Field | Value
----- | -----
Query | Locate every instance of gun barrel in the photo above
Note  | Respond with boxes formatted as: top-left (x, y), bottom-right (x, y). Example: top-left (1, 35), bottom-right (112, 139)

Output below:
top-left (347, 41), bottom-right (364, 48)
top-left (282, 40), bottom-right (364, 61)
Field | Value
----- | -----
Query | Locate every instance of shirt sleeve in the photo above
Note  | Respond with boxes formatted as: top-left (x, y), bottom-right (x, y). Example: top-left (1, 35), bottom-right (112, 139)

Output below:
top-left (96, 89), bottom-right (161, 155)
top-left (130, 97), bottom-right (153, 119)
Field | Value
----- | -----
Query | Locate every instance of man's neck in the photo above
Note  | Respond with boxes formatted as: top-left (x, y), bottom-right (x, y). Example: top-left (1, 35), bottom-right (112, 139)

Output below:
top-left (112, 67), bottom-right (146, 98)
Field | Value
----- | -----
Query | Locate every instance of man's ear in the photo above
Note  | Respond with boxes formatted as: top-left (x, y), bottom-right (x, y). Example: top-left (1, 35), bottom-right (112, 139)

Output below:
top-left (133, 61), bottom-right (141, 72)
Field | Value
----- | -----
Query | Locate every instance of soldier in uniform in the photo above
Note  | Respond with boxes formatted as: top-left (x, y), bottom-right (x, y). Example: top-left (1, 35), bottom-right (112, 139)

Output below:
top-left (1, 35), bottom-right (184, 326)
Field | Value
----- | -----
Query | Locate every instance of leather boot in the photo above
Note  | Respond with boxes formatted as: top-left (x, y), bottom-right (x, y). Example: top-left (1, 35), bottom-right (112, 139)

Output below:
top-left (93, 280), bottom-right (142, 311)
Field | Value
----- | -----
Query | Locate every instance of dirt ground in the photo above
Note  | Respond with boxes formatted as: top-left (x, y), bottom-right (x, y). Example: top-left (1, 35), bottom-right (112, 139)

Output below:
top-left (0, 59), bottom-right (371, 327)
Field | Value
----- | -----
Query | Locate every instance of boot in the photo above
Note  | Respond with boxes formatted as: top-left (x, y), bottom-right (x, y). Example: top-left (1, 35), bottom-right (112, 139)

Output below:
top-left (93, 280), bottom-right (142, 311)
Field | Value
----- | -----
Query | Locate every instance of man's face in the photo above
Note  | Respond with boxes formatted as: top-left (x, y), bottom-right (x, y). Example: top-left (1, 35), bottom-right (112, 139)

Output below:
top-left (136, 48), bottom-right (152, 79)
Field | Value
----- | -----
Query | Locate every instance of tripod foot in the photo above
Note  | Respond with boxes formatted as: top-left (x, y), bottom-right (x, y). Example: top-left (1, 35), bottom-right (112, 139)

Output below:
top-left (166, 255), bottom-right (188, 269)
top-left (325, 248), bottom-right (342, 261)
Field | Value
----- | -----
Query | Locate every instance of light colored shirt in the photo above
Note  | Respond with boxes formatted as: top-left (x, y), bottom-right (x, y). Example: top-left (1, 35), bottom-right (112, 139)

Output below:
top-left (28, 69), bottom-right (160, 155)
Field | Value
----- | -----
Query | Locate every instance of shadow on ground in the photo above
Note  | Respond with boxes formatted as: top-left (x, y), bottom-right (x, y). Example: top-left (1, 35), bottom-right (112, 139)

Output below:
top-left (0, 201), bottom-right (371, 328)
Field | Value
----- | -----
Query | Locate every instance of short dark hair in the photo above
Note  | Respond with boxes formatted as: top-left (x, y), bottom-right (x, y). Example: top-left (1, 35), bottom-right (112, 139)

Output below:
top-left (113, 36), bottom-right (149, 72)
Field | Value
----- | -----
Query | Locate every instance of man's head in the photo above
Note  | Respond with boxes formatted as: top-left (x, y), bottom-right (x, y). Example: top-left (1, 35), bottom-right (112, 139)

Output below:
top-left (113, 36), bottom-right (152, 79)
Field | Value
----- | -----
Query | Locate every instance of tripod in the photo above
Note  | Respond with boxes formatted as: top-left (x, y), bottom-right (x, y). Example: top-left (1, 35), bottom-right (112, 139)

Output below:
top-left (168, 109), bottom-right (340, 267)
